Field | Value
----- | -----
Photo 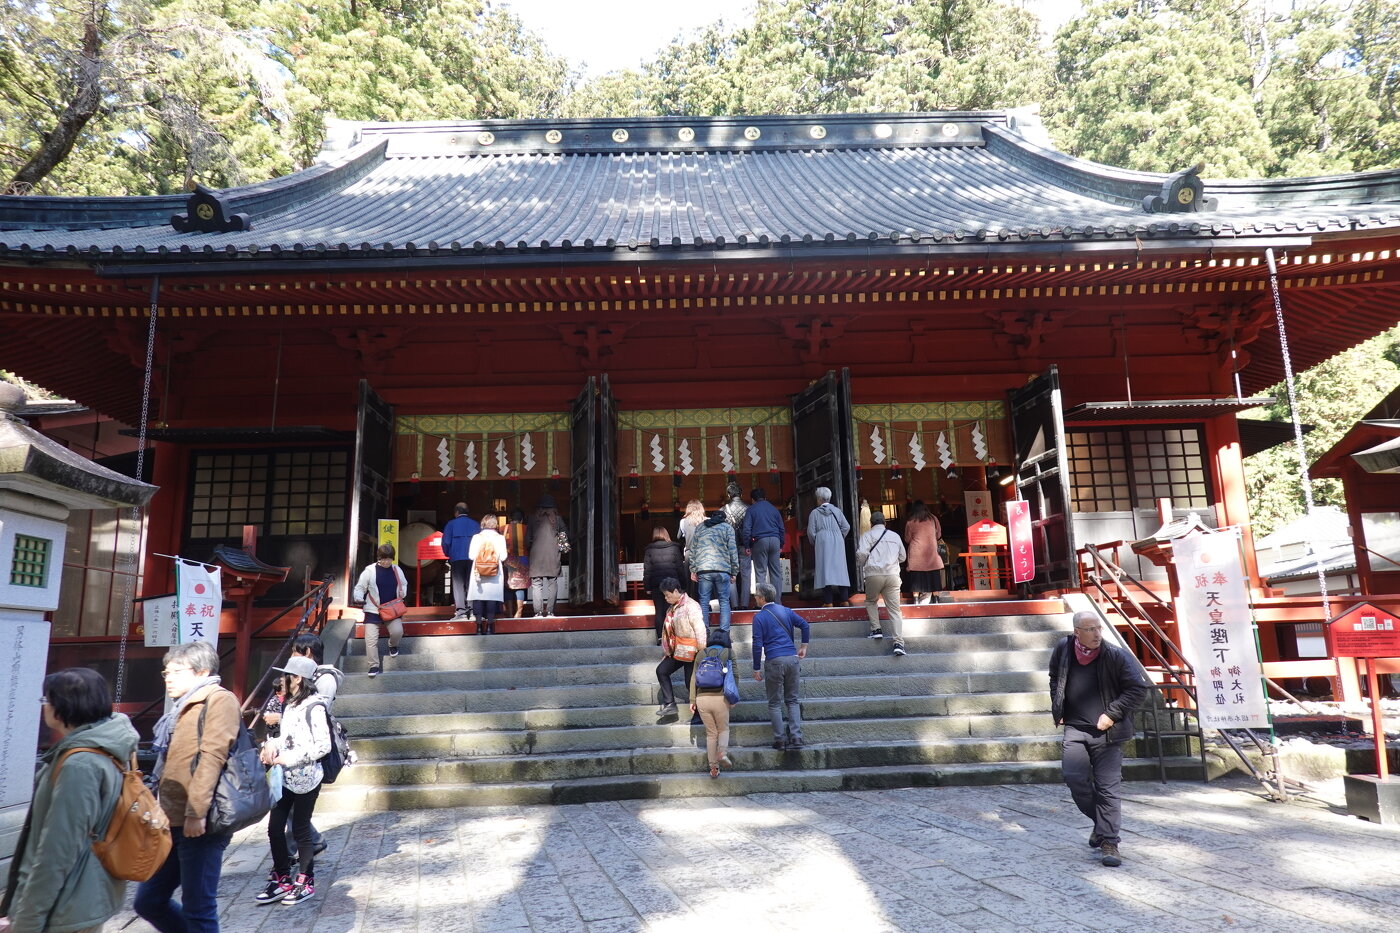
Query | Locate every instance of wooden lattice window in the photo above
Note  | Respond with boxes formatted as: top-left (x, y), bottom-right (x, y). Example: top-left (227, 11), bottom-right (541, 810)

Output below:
top-left (11, 534), bottom-right (51, 587)
top-left (1067, 425), bottom-right (1212, 513)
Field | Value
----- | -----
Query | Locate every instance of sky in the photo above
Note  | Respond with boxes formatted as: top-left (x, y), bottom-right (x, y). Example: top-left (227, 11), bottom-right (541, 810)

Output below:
top-left (501, 0), bottom-right (1085, 79)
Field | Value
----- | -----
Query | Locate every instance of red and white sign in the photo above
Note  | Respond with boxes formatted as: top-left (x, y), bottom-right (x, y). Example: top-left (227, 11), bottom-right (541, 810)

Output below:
top-left (175, 559), bottom-right (221, 648)
top-left (964, 490), bottom-right (993, 526)
top-left (968, 520), bottom-right (1007, 547)
top-left (1006, 499), bottom-right (1035, 584)
top-left (1330, 602), bottom-right (1400, 658)
top-left (1173, 529), bottom-right (1268, 729)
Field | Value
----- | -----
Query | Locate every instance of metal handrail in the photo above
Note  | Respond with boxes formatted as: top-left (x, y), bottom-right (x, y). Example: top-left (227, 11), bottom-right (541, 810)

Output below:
top-left (130, 577), bottom-right (335, 729)
top-left (239, 578), bottom-right (336, 717)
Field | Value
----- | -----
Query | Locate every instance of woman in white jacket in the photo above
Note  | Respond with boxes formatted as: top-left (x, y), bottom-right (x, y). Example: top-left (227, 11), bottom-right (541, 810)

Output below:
top-left (468, 514), bottom-right (508, 635)
top-left (255, 656), bottom-right (330, 907)
top-left (352, 543), bottom-right (408, 677)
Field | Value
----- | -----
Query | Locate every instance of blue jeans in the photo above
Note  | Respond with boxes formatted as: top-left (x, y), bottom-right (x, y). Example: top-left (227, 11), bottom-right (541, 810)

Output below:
top-left (135, 826), bottom-right (231, 933)
top-left (696, 571), bottom-right (732, 632)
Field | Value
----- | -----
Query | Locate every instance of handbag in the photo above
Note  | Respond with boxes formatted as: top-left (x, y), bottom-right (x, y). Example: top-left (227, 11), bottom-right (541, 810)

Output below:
top-left (556, 529), bottom-right (571, 554)
top-left (722, 665), bottom-right (740, 706)
top-left (377, 597), bottom-right (407, 620)
top-left (195, 704), bottom-right (272, 835)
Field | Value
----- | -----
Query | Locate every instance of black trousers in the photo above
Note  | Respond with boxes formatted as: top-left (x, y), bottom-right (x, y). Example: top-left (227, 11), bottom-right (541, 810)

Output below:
top-left (651, 588), bottom-right (668, 639)
top-left (823, 585), bottom-right (850, 604)
top-left (270, 784), bottom-right (321, 879)
top-left (451, 559), bottom-right (472, 613)
top-left (1062, 724), bottom-right (1125, 845)
top-left (655, 656), bottom-right (694, 708)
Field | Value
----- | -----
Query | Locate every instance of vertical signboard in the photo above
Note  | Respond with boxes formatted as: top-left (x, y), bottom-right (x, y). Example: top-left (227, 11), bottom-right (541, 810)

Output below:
top-left (142, 595), bottom-right (181, 647)
top-left (175, 559), bottom-right (221, 648)
top-left (1006, 499), bottom-right (1035, 584)
top-left (1173, 529), bottom-right (1269, 728)
top-left (378, 519), bottom-right (400, 561)
top-left (0, 620), bottom-right (49, 813)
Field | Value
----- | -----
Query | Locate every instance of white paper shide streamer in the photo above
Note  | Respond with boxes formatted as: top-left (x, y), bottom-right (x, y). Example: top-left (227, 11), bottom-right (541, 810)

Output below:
top-left (717, 435), bottom-right (735, 473)
top-left (464, 441), bottom-right (479, 480)
top-left (745, 427), bottom-right (761, 466)
top-left (936, 432), bottom-right (954, 470)
top-left (436, 437), bottom-right (452, 476)
top-left (521, 433), bottom-right (536, 472)
top-left (909, 433), bottom-right (926, 471)
top-left (677, 439), bottom-right (694, 476)
top-left (650, 434), bottom-right (666, 472)
top-left (494, 439), bottom-right (510, 476)
top-left (971, 422), bottom-right (987, 461)
top-left (869, 426), bottom-right (886, 464)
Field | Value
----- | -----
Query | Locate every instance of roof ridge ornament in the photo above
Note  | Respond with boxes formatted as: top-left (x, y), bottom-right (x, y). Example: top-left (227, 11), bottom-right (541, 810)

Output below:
top-left (170, 184), bottom-right (251, 234)
top-left (1143, 163), bottom-right (1216, 214)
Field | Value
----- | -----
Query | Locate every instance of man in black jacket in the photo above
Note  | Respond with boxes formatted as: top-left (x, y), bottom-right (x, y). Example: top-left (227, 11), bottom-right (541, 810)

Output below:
top-left (1048, 611), bottom-right (1149, 867)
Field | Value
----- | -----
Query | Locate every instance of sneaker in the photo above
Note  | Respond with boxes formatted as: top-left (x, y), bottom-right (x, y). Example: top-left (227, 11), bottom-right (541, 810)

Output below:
top-left (313, 840), bottom-right (328, 856)
top-left (892, 644), bottom-right (907, 657)
top-left (868, 628), bottom-right (884, 640)
top-left (367, 664), bottom-right (381, 678)
top-left (788, 736), bottom-right (805, 749)
top-left (1099, 842), bottom-right (1122, 867)
top-left (388, 645), bottom-right (400, 658)
top-left (281, 874), bottom-right (315, 905)
top-left (656, 704), bottom-right (678, 717)
top-left (255, 871), bottom-right (291, 905)
top-left (720, 754), bottom-right (733, 768)
top-left (1088, 832), bottom-right (1103, 849)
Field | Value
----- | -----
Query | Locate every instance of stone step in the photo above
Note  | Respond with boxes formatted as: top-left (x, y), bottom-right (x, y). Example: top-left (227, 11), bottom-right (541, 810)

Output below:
top-left (339, 692), bottom-right (1053, 747)
top-left (338, 711), bottom-right (1057, 755)
top-left (335, 735), bottom-right (1067, 786)
top-left (317, 755), bottom-right (1202, 811)
top-left (333, 678), bottom-right (1054, 718)
top-left (337, 646), bottom-right (1057, 687)
top-left (338, 613), bottom-right (1070, 662)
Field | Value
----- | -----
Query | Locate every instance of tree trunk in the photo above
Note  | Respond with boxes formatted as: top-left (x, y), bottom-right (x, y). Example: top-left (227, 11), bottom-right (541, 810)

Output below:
top-left (5, 18), bottom-right (104, 194)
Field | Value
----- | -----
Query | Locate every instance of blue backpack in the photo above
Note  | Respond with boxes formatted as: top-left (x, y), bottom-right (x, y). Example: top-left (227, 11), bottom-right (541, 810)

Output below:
top-left (694, 648), bottom-right (728, 689)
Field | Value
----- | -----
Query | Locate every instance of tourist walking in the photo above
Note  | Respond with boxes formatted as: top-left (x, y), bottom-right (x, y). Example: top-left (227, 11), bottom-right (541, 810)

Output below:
top-left (526, 495), bottom-right (568, 618)
top-left (806, 487), bottom-right (851, 605)
top-left (655, 577), bottom-right (706, 720)
top-left (690, 629), bottom-right (737, 778)
top-left (751, 583), bottom-right (811, 749)
top-left (503, 507), bottom-right (530, 618)
top-left (468, 514), bottom-right (508, 634)
top-left (1, 668), bottom-right (141, 933)
top-left (857, 512), bottom-right (908, 656)
top-left (722, 482), bottom-right (751, 609)
top-left (135, 640), bottom-right (240, 933)
top-left (643, 527), bottom-right (686, 642)
top-left (742, 486), bottom-right (785, 601)
top-left (255, 656), bottom-right (331, 906)
top-left (441, 502), bottom-right (480, 622)
top-left (688, 509), bottom-right (739, 633)
top-left (903, 500), bottom-right (944, 604)
top-left (1049, 611), bottom-right (1149, 867)
top-left (353, 543), bottom-right (408, 677)
top-left (276, 634), bottom-right (339, 860)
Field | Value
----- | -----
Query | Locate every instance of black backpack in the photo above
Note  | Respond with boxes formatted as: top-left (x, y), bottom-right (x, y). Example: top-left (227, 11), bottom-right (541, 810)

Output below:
top-left (312, 700), bottom-right (352, 785)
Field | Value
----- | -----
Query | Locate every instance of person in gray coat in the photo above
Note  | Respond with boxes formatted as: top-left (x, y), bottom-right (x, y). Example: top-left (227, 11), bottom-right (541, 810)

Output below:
top-left (806, 486), bottom-right (851, 605)
top-left (2, 667), bottom-right (141, 933)
top-left (526, 494), bottom-right (569, 617)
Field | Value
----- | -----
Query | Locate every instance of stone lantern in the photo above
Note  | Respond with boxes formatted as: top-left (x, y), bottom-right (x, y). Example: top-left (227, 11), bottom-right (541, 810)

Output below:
top-left (0, 382), bottom-right (156, 860)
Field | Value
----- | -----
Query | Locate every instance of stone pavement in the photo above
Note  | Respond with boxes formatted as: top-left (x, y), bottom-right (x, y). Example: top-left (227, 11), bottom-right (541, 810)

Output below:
top-left (113, 777), bottom-right (1400, 933)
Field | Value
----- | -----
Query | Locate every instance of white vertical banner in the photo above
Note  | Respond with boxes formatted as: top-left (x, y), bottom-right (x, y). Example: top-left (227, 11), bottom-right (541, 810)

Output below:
top-left (175, 559), bottom-right (221, 648)
top-left (1173, 528), bottom-right (1269, 728)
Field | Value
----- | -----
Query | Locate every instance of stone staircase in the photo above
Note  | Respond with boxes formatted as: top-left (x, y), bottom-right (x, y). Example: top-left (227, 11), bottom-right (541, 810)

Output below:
top-left (318, 606), bottom-right (1201, 809)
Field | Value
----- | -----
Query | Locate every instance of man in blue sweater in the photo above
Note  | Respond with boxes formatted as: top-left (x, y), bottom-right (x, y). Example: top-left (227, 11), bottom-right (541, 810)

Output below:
top-left (742, 486), bottom-right (786, 602)
top-left (751, 582), bottom-right (811, 749)
top-left (441, 502), bottom-right (480, 622)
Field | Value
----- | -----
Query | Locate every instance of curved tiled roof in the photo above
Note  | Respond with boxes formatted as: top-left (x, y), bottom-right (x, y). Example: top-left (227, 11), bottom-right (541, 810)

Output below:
top-left (2, 112), bottom-right (1399, 267)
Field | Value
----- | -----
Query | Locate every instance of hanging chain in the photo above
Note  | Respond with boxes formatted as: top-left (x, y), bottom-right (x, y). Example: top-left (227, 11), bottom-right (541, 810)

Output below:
top-left (1264, 249), bottom-right (1332, 621)
top-left (114, 276), bottom-right (161, 705)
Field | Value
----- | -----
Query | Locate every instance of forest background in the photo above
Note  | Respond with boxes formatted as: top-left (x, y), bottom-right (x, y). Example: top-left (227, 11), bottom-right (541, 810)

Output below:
top-left (4, 0), bottom-right (1400, 535)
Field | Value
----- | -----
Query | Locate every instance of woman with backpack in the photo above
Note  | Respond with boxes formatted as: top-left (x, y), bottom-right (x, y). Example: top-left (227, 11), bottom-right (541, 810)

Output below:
top-left (255, 656), bottom-right (330, 908)
top-left (690, 629), bottom-right (737, 779)
top-left (469, 513), bottom-right (508, 635)
top-left (1, 668), bottom-right (141, 933)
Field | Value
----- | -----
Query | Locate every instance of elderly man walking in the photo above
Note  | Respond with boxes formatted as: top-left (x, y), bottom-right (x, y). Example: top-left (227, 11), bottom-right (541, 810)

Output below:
top-left (752, 583), bottom-right (811, 749)
top-left (1048, 611), bottom-right (1149, 867)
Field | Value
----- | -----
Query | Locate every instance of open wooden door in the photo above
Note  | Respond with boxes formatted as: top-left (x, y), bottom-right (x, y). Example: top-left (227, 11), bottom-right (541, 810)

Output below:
top-left (597, 374), bottom-right (620, 606)
top-left (568, 377), bottom-right (598, 606)
top-left (1008, 365), bottom-right (1078, 590)
top-left (791, 368), bottom-right (858, 595)
top-left (343, 380), bottom-right (394, 603)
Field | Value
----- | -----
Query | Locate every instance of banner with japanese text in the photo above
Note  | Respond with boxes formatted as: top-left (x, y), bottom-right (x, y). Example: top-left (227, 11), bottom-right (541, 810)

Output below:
top-left (175, 559), bottom-right (221, 648)
top-left (1006, 500), bottom-right (1035, 584)
top-left (1173, 529), bottom-right (1269, 729)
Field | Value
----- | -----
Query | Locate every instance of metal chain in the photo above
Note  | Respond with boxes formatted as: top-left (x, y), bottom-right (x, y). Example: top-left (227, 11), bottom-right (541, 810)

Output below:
top-left (114, 276), bottom-right (161, 705)
top-left (1264, 249), bottom-right (1332, 622)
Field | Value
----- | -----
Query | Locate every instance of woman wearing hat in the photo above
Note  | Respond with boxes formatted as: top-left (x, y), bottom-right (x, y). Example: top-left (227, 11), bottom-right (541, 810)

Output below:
top-left (526, 495), bottom-right (568, 618)
top-left (255, 656), bottom-right (330, 907)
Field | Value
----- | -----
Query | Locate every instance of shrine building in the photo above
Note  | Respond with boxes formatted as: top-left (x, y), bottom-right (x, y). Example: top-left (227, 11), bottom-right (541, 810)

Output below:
top-left (4, 111), bottom-right (1400, 706)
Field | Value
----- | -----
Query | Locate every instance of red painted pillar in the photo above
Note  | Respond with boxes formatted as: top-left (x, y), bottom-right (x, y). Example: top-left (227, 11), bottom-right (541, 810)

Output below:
top-left (143, 441), bottom-right (188, 597)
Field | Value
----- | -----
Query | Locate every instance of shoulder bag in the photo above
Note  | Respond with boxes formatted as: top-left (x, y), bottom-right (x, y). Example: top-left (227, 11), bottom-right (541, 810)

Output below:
top-left (194, 702), bottom-right (272, 835)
